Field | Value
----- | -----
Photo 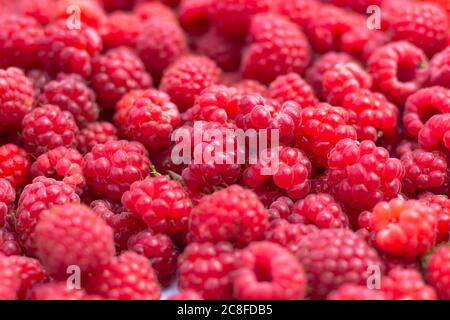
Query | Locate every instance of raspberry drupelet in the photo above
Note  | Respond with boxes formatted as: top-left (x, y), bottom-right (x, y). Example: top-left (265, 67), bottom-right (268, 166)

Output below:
top-left (426, 245), bottom-right (450, 300)
top-left (0, 144), bottom-right (31, 189)
top-left (267, 73), bottom-right (317, 108)
top-left (76, 122), bottom-right (118, 154)
top-left (382, 268), bottom-right (437, 300)
top-left (0, 228), bottom-right (22, 257)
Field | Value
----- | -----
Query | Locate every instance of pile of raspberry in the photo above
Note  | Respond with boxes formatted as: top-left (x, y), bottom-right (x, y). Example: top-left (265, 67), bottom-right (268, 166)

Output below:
top-left (1, 0), bottom-right (450, 301)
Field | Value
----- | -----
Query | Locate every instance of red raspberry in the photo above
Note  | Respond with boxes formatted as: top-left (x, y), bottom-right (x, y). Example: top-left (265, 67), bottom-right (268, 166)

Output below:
top-left (0, 254), bottom-right (18, 300)
top-left (428, 47), bottom-right (450, 87)
top-left (367, 41), bottom-right (428, 106)
top-left (114, 89), bottom-right (147, 128)
top-left (327, 139), bottom-right (404, 214)
top-left (83, 140), bottom-right (151, 201)
top-left (391, 3), bottom-right (449, 57)
top-left (379, 252), bottom-right (421, 274)
top-left (178, 0), bottom-right (211, 35)
top-left (268, 73), bottom-right (317, 108)
top-left (241, 13), bottom-right (311, 84)
top-left (134, 2), bottom-right (177, 23)
top-left (122, 176), bottom-right (192, 236)
top-left (8, 256), bottom-right (47, 299)
top-left (426, 245), bottom-right (450, 300)
top-left (100, 0), bottom-right (134, 11)
top-left (27, 69), bottom-right (52, 101)
top-left (368, 198), bottom-right (437, 258)
top-left (38, 20), bottom-right (103, 78)
top-left (178, 242), bottom-right (236, 300)
top-left (296, 228), bottom-right (382, 299)
top-left (91, 47), bottom-right (152, 110)
top-left (19, 0), bottom-right (56, 26)
top-left (234, 79), bottom-right (267, 96)
top-left (0, 67), bottom-right (34, 130)
top-left (188, 185), bottom-right (268, 247)
top-left (395, 139), bottom-right (420, 158)
top-left (27, 282), bottom-right (92, 300)
top-left (276, 0), bottom-right (319, 30)
top-left (86, 251), bottom-right (160, 300)
top-left (328, 284), bottom-right (386, 300)
top-left (264, 219), bottom-right (317, 254)
top-left (54, 0), bottom-right (106, 30)
top-left (0, 179), bottom-right (14, 228)
top-left (160, 55), bottom-right (221, 111)
top-left (420, 194), bottom-right (450, 243)
top-left (169, 290), bottom-right (203, 300)
top-left (38, 76), bottom-right (99, 128)
top-left (128, 230), bottom-right (179, 287)
top-left (0, 15), bottom-right (43, 69)
top-left (382, 268), bottom-right (437, 300)
top-left (136, 19), bottom-right (188, 82)
top-left (267, 196), bottom-right (294, 220)
top-left (339, 27), bottom-right (388, 63)
top-left (209, 0), bottom-right (273, 40)
top-left (76, 122), bottom-right (118, 154)
top-left (295, 104), bottom-right (357, 169)
top-left (100, 12), bottom-right (142, 49)
top-left (0, 228), bottom-right (22, 257)
top-left (322, 62), bottom-right (372, 106)
top-left (22, 104), bottom-right (79, 156)
top-left (322, 0), bottom-right (383, 13)
top-left (418, 113), bottom-right (450, 151)
top-left (233, 241), bottom-right (306, 300)
top-left (243, 147), bottom-right (312, 200)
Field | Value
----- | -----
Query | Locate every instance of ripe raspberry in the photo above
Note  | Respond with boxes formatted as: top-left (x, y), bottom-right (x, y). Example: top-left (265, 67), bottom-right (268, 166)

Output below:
top-left (428, 47), bottom-right (450, 87)
top-left (100, 12), bottom-right (142, 49)
top-left (268, 73), bottom-right (317, 108)
top-left (8, 256), bottom-right (46, 299)
top-left (83, 140), bottom-right (151, 200)
top-left (128, 230), bottom-right (179, 287)
top-left (241, 13), bottom-right (311, 84)
top-left (322, 62), bottom-right (372, 106)
top-left (0, 15), bottom-right (43, 69)
top-left (38, 20), bottom-right (103, 78)
top-left (178, 242), bottom-right (236, 300)
top-left (91, 47), bottom-right (152, 110)
top-left (327, 139), bottom-right (404, 214)
top-left (0, 254), bottom-right (18, 300)
top-left (86, 251), bottom-right (160, 300)
top-left (267, 196), bottom-right (294, 220)
top-left (113, 89), bottom-right (146, 128)
top-left (233, 241), bottom-right (306, 300)
top-left (327, 284), bottom-right (386, 300)
top-left (38, 76), bottom-right (99, 128)
top-left (339, 27), bottom-right (388, 63)
top-left (379, 252), bottom-right (421, 274)
top-left (395, 139), bottom-right (420, 158)
top-left (382, 268), bottom-right (437, 300)
top-left (426, 245), bottom-right (450, 300)
top-left (76, 122), bottom-right (118, 154)
top-left (27, 282), bottom-right (91, 300)
top-left (276, 0), bottom-right (319, 30)
top-left (19, 0), bottom-right (56, 26)
top-left (188, 185), bottom-right (268, 247)
top-left (0, 179), bottom-right (14, 228)
top-left (0, 67), bottom-right (34, 130)
top-left (134, 2), bottom-right (177, 23)
top-left (296, 228), bottom-right (382, 299)
top-left (122, 176), bottom-right (192, 235)
top-left (420, 194), bottom-right (450, 243)
top-left (0, 228), bottom-right (22, 257)
top-left (322, 0), bottom-right (383, 13)
top-left (264, 219), bottom-right (317, 254)
top-left (22, 104), bottom-right (79, 156)
top-left (178, 0), bottom-right (211, 35)
top-left (234, 79), bottom-right (267, 96)
top-left (100, 0), bottom-right (134, 11)
top-left (160, 55), bottom-right (221, 111)
top-left (418, 113), bottom-right (450, 151)
top-left (295, 104), bottom-right (357, 169)
top-left (367, 41), bottom-right (428, 106)
top-left (169, 290), bottom-right (203, 300)
top-left (27, 69), bottom-right (51, 101)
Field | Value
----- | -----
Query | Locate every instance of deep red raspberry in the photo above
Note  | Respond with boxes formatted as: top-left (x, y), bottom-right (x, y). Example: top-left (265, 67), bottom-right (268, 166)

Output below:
top-left (91, 47), bottom-right (152, 110)
top-left (134, 2), bottom-right (177, 23)
top-left (0, 228), bottom-right (22, 257)
top-left (122, 176), bottom-right (192, 236)
top-left (8, 256), bottom-right (46, 299)
top-left (114, 89), bottom-right (147, 128)
top-left (295, 104), bottom-right (357, 169)
top-left (83, 140), bottom-right (151, 201)
top-left (276, 0), bottom-right (319, 30)
top-left (367, 41), bottom-right (428, 106)
top-left (0, 254), bottom-right (18, 300)
top-left (27, 69), bottom-right (51, 101)
top-left (100, 12), bottom-right (142, 49)
top-left (169, 290), bottom-right (203, 300)
top-left (38, 76), bottom-right (99, 128)
top-left (268, 73), bottom-right (317, 108)
top-left (100, 0), bottom-right (134, 11)
top-left (0, 67), bottom-right (34, 130)
top-left (418, 113), bottom-right (450, 151)
top-left (188, 185), bottom-right (268, 247)
top-left (339, 27), bottom-right (388, 63)
top-left (241, 13), bottom-right (311, 84)
top-left (178, 0), bottom-right (211, 35)
top-left (38, 20), bottom-right (103, 78)
top-left (264, 219), bottom-right (317, 254)
top-left (420, 194), bottom-right (450, 243)
top-left (0, 179), bottom-right (15, 228)
top-left (428, 47), bottom-right (450, 87)
top-left (77, 122), bottom-right (118, 154)
top-left (160, 55), bottom-right (221, 111)
top-left (128, 230), bottom-right (179, 287)
top-left (86, 251), bottom-right (160, 300)
top-left (328, 284), bottom-right (386, 300)
top-left (426, 245), bottom-right (450, 300)
top-left (178, 242), bottom-right (236, 300)
top-left (379, 252), bottom-right (421, 274)
top-left (296, 229), bottom-right (382, 299)
top-left (395, 139), bottom-right (420, 158)
top-left (382, 268), bottom-right (437, 300)
top-left (27, 282), bottom-right (91, 300)
top-left (22, 104), bottom-right (79, 156)
top-left (55, 0), bottom-right (106, 31)
top-left (321, 0), bottom-right (383, 13)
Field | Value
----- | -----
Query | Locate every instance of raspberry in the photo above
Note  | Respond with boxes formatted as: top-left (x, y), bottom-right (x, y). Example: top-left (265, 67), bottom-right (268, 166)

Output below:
top-left (55, 0), bottom-right (106, 30)
top-left (27, 69), bottom-right (51, 101)
top-left (367, 41), bottom-right (428, 106)
top-left (134, 2), bottom-right (177, 23)
top-left (0, 67), bottom-right (34, 130)
top-left (420, 194), bottom-right (450, 243)
top-left (178, 242), bottom-right (236, 300)
top-left (0, 254), bottom-right (18, 300)
top-left (395, 139), bottom-right (420, 158)
top-left (328, 284), bottom-right (386, 300)
top-left (391, 3), bottom-right (449, 57)
top-left (169, 290), bottom-right (203, 300)
top-left (22, 104), bottom-right (79, 156)
top-left (267, 73), bottom-right (317, 108)
top-left (128, 230), bottom-right (179, 287)
top-left (178, 0), bottom-right (211, 35)
top-left (136, 19), bottom-right (188, 82)
top-left (100, 12), bottom-right (142, 49)
top-left (27, 282), bottom-right (90, 300)
top-left (276, 0), bottom-right (319, 30)
top-left (38, 20), bottom-right (103, 78)
top-left (0, 179), bottom-right (15, 228)
top-left (241, 13), bottom-right (311, 84)
top-left (0, 15), bottom-right (43, 69)
top-left (379, 252), bottom-right (421, 274)
top-left (209, 0), bottom-right (273, 40)
top-left (322, 0), bottom-right (383, 13)
top-left (232, 241), bottom-right (306, 300)
top-left (76, 122), bottom-right (118, 154)
top-left (295, 104), bottom-right (357, 169)
top-left (188, 185), bottom-right (268, 247)
top-left (91, 47), bottom-right (152, 110)
top-left (267, 196), bottom-right (294, 220)
top-left (418, 113), bottom-right (450, 151)
top-left (322, 62), bottom-right (372, 106)
top-left (114, 89), bottom-right (146, 128)
top-left (264, 219), bottom-right (317, 254)
top-left (0, 228), bottom-right (22, 257)
top-left (428, 47), bottom-right (450, 87)
top-left (296, 228), bottom-right (382, 299)
top-left (368, 198), bottom-right (437, 258)
top-left (160, 55), bottom-right (221, 111)
top-left (83, 140), bottom-right (151, 201)
top-left (243, 147), bottom-right (312, 200)
top-left (8, 256), bottom-right (47, 299)
top-left (382, 268), bottom-right (437, 300)
top-left (339, 27), bottom-right (388, 63)
top-left (100, 0), bottom-right (134, 11)
top-left (86, 251), bottom-right (160, 300)
top-left (19, 0), bottom-right (56, 26)
top-left (122, 176), bottom-right (192, 236)
top-left (234, 79), bottom-right (267, 96)
top-left (327, 139), bottom-right (404, 214)
top-left (38, 76), bottom-right (99, 128)
top-left (426, 245), bottom-right (450, 300)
